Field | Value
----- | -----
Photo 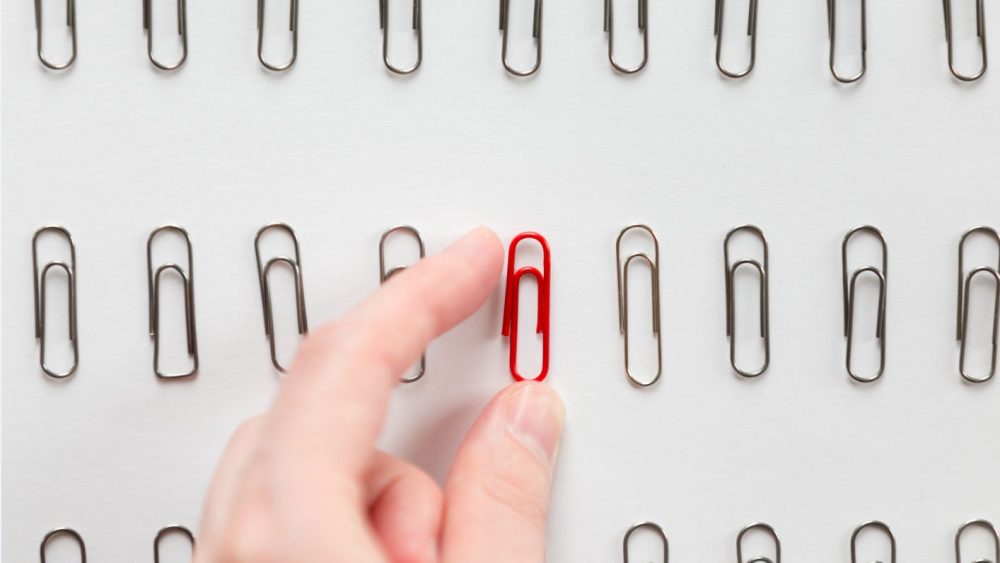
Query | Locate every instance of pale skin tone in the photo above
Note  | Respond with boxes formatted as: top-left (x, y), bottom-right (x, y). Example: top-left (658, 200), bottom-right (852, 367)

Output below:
top-left (195, 227), bottom-right (566, 563)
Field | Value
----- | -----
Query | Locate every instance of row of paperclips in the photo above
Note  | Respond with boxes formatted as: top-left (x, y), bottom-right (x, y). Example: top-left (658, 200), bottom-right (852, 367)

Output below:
top-left (33, 0), bottom-right (989, 80)
top-left (38, 525), bottom-right (193, 563)
top-left (30, 223), bottom-right (1000, 386)
top-left (621, 520), bottom-right (999, 563)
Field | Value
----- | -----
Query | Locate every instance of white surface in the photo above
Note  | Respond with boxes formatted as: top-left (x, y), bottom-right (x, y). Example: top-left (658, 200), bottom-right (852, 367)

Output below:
top-left (4, 0), bottom-right (1000, 560)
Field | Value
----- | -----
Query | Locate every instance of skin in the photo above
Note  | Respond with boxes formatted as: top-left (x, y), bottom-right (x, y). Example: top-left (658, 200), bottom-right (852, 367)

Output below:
top-left (195, 226), bottom-right (566, 563)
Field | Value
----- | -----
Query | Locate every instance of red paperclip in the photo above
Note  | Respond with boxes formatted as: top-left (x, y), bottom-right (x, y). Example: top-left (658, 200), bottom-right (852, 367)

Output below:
top-left (501, 232), bottom-right (551, 382)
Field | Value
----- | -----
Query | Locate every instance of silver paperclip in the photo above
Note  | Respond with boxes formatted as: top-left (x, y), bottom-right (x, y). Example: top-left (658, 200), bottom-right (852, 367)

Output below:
top-left (724, 225), bottom-right (769, 378)
top-left (35, 0), bottom-right (77, 69)
top-left (605, 0), bottom-right (648, 73)
top-left (956, 520), bottom-right (999, 563)
top-left (40, 528), bottom-right (86, 563)
top-left (500, 0), bottom-right (543, 76)
top-left (943, 0), bottom-right (988, 81)
top-left (827, 0), bottom-right (866, 82)
top-left (143, 0), bottom-right (187, 70)
top-left (957, 227), bottom-right (1000, 383)
top-left (33, 226), bottom-right (79, 379)
top-left (737, 523), bottom-right (781, 563)
top-left (258, 0), bottom-right (299, 71)
top-left (714, 0), bottom-right (758, 78)
top-left (380, 0), bottom-right (422, 74)
top-left (623, 521), bottom-right (668, 563)
top-left (616, 225), bottom-right (662, 387)
top-left (154, 525), bottom-right (195, 563)
top-left (851, 521), bottom-right (896, 563)
top-left (379, 226), bottom-right (427, 382)
top-left (255, 223), bottom-right (308, 374)
top-left (147, 225), bottom-right (198, 380)
top-left (842, 226), bottom-right (887, 383)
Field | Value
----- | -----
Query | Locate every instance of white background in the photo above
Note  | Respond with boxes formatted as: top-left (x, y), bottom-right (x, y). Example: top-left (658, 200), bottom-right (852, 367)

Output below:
top-left (4, 0), bottom-right (1000, 560)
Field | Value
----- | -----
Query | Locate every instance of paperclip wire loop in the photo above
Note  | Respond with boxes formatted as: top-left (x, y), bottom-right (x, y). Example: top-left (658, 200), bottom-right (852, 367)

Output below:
top-left (737, 523), bottom-right (781, 563)
top-left (957, 227), bottom-right (1000, 383)
top-left (827, 0), bottom-right (867, 83)
top-left (616, 225), bottom-right (662, 387)
top-left (258, 0), bottom-right (299, 71)
top-left (943, 0), bottom-right (988, 81)
top-left (623, 521), bottom-right (669, 563)
top-left (502, 232), bottom-right (551, 381)
top-left (499, 0), bottom-right (543, 76)
top-left (33, 226), bottom-right (79, 379)
top-left (143, 0), bottom-right (188, 70)
top-left (851, 521), bottom-right (897, 563)
top-left (714, 0), bottom-right (758, 78)
top-left (723, 225), bottom-right (769, 378)
top-left (255, 223), bottom-right (308, 374)
top-left (960, 267), bottom-right (1000, 383)
top-left (380, 0), bottom-right (422, 74)
top-left (842, 225), bottom-right (888, 383)
top-left (380, 226), bottom-right (427, 382)
top-left (40, 528), bottom-right (86, 563)
top-left (147, 225), bottom-right (198, 379)
top-left (956, 520), bottom-right (1000, 563)
top-left (604, 0), bottom-right (648, 73)
top-left (35, 0), bottom-right (77, 69)
top-left (154, 525), bottom-right (195, 563)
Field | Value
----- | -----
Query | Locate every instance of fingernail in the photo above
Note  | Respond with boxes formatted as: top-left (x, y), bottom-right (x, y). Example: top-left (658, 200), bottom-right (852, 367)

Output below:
top-left (506, 384), bottom-right (565, 466)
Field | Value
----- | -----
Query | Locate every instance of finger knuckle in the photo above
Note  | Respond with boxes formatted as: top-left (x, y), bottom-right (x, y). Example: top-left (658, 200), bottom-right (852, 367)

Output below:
top-left (480, 456), bottom-right (550, 527)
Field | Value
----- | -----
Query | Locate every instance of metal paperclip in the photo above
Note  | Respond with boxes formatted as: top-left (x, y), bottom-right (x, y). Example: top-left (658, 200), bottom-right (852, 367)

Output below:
top-left (943, 0), bottom-right (988, 81)
top-left (842, 225), bottom-right (887, 383)
top-left (737, 523), bottom-right (781, 563)
top-left (714, 0), bottom-right (758, 78)
top-left (380, 226), bottom-right (427, 382)
top-left (827, 0), bottom-right (867, 82)
top-left (258, 0), bottom-right (299, 71)
top-left (623, 521), bottom-right (669, 563)
top-left (502, 232), bottom-right (551, 381)
top-left (499, 0), bottom-right (543, 76)
top-left (616, 225), bottom-right (662, 387)
top-left (380, 0), bottom-right (422, 73)
top-left (604, 0), bottom-right (648, 73)
top-left (35, 0), bottom-right (77, 69)
top-left (957, 227), bottom-right (1000, 383)
top-left (154, 525), bottom-right (195, 563)
top-left (40, 528), bottom-right (86, 563)
top-left (851, 521), bottom-right (896, 563)
top-left (147, 225), bottom-right (198, 379)
top-left (723, 225), bottom-right (769, 378)
top-left (956, 520), bottom-right (999, 563)
top-left (255, 223), bottom-right (308, 374)
top-left (143, 0), bottom-right (187, 70)
top-left (33, 226), bottom-right (79, 379)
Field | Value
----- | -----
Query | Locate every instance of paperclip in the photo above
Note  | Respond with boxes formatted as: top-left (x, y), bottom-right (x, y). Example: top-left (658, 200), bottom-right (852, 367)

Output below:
top-left (502, 232), bottom-right (551, 381)
top-left (616, 225), bottom-right (662, 387)
top-left (380, 226), bottom-right (427, 382)
top-left (623, 521), bottom-right (669, 563)
top-left (604, 0), bottom-right (648, 73)
top-left (943, 0), bottom-right (988, 81)
top-left (40, 528), bottom-right (86, 563)
top-left (957, 227), bottom-right (1000, 383)
top-left (737, 523), bottom-right (781, 563)
top-left (723, 225), bottom-right (769, 378)
top-left (143, 0), bottom-right (187, 70)
top-left (154, 525), bottom-right (195, 563)
top-left (33, 226), bottom-right (79, 379)
top-left (851, 521), bottom-right (896, 563)
top-left (255, 223), bottom-right (308, 374)
top-left (842, 226), bottom-right (887, 383)
top-left (146, 226), bottom-right (198, 379)
top-left (35, 0), bottom-right (77, 70)
top-left (258, 0), bottom-right (299, 71)
top-left (714, 0), bottom-right (758, 78)
top-left (380, 0), bottom-right (422, 74)
top-left (827, 0), bottom-right (867, 82)
top-left (956, 520), bottom-right (999, 563)
top-left (499, 0), bottom-right (543, 76)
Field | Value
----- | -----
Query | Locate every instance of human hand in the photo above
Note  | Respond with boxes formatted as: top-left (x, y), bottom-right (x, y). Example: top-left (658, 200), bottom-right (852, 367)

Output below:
top-left (194, 227), bottom-right (566, 563)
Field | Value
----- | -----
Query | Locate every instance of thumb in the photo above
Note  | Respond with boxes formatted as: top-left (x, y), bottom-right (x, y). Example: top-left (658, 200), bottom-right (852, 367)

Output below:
top-left (440, 382), bottom-right (566, 563)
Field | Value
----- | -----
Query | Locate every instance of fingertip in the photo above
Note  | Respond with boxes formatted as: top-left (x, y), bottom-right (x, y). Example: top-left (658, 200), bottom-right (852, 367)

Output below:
top-left (447, 226), bottom-right (505, 278)
top-left (497, 382), bottom-right (566, 467)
